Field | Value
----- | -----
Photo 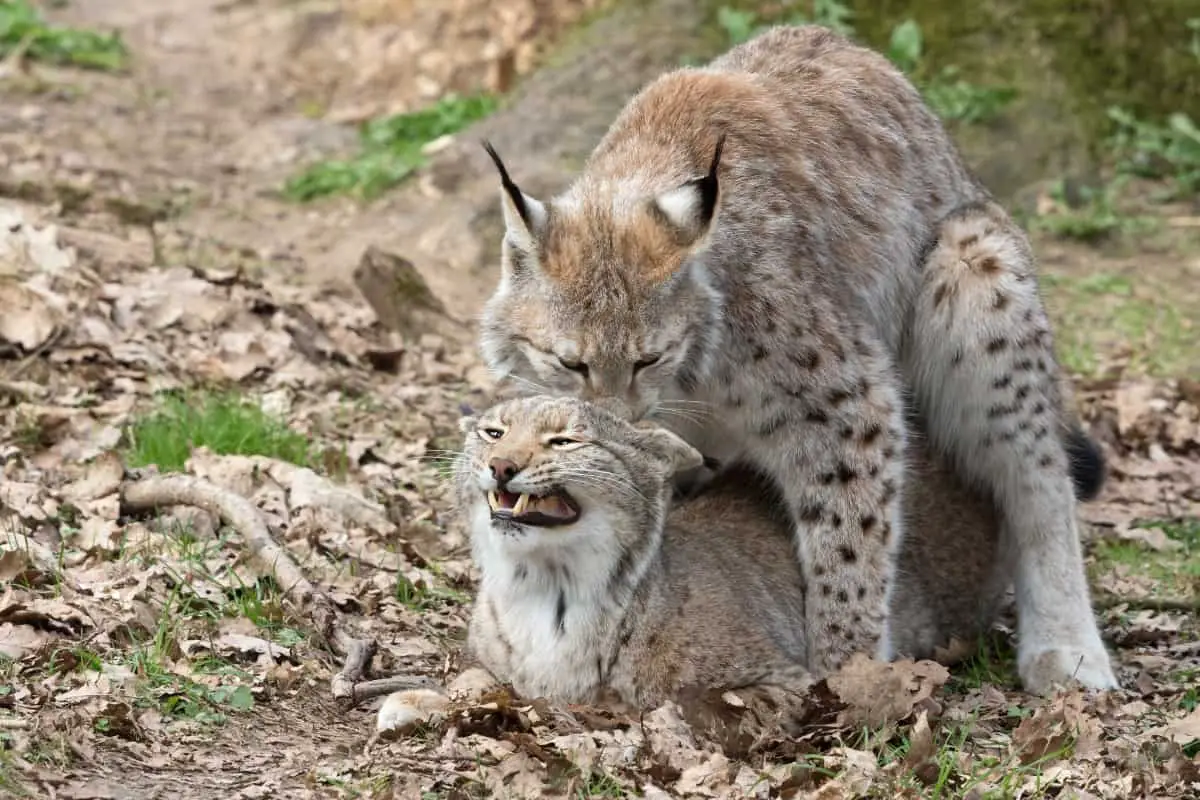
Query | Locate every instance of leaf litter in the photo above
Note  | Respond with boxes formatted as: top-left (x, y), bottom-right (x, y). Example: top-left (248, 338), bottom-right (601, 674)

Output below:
top-left (0, 194), bottom-right (1197, 799)
top-left (0, 4), bottom-right (1198, 789)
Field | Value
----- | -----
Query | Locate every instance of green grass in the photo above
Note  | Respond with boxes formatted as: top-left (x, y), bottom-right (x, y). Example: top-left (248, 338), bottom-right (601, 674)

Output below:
top-left (948, 634), bottom-right (1021, 691)
top-left (283, 93), bottom-right (499, 202)
top-left (715, 3), bottom-right (1015, 126)
top-left (1029, 179), bottom-right (1157, 244)
top-left (0, 0), bottom-right (128, 71)
top-left (394, 573), bottom-right (468, 612)
top-left (1108, 107), bottom-right (1200, 199)
top-left (0, 748), bottom-right (33, 799)
top-left (573, 768), bottom-right (629, 798)
top-left (121, 589), bottom-right (257, 725)
top-left (1041, 271), bottom-right (1197, 378)
top-left (127, 646), bottom-right (255, 725)
top-left (1089, 518), bottom-right (1200, 601)
top-left (123, 391), bottom-right (313, 473)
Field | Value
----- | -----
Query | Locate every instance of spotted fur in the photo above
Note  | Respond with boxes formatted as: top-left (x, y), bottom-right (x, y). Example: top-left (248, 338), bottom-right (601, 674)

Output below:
top-left (476, 24), bottom-right (1115, 692)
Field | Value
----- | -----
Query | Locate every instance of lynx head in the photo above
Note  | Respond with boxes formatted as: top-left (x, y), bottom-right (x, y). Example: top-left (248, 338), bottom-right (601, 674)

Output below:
top-left (478, 138), bottom-right (728, 420)
top-left (455, 395), bottom-right (703, 553)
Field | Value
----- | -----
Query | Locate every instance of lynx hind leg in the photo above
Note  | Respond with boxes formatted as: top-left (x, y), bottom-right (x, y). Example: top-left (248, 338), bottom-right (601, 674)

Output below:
top-left (887, 430), bottom-right (1011, 661)
top-left (376, 667), bottom-right (500, 734)
top-left (716, 664), bottom-right (817, 740)
top-left (906, 201), bottom-right (1116, 693)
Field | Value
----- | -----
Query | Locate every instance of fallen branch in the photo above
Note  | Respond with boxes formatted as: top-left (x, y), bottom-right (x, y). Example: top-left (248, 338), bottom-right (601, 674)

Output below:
top-left (119, 474), bottom-right (380, 702)
top-left (341, 675), bottom-right (441, 703)
top-left (330, 638), bottom-right (377, 699)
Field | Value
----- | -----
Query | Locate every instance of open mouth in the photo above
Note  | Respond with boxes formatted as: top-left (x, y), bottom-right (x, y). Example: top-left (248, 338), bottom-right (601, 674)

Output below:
top-left (486, 489), bottom-right (581, 527)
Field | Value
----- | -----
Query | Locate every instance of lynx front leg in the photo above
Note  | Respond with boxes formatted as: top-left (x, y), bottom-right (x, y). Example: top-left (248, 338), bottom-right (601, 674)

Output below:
top-left (733, 343), bottom-right (906, 676)
top-left (907, 201), bottom-right (1117, 693)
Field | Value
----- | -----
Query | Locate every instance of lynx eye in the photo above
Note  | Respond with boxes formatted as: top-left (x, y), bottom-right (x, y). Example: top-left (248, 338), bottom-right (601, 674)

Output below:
top-left (479, 427), bottom-right (505, 441)
top-left (548, 436), bottom-right (585, 450)
top-left (633, 353), bottom-right (662, 372)
top-left (557, 356), bottom-right (589, 377)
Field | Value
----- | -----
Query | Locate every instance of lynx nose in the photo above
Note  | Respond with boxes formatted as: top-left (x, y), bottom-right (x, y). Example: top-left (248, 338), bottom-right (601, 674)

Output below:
top-left (488, 457), bottom-right (520, 487)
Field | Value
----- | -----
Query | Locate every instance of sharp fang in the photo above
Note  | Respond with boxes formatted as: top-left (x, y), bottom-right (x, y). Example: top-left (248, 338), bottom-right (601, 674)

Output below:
top-left (487, 490), bottom-right (499, 511)
top-left (512, 493), bottom-right (530, 516)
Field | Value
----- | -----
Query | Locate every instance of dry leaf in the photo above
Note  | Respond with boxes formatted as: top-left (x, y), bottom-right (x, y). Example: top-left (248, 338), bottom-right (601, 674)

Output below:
top-left (1149, 707), bottom-right (1200, 746)
top-left (1115, 526), bottom-right (1184, 552)
top-left (904, 710), bottom-right (936, 778)
top-left (74, 517), bottom-right (123, 554)
top-left (0, 622), bottom-right (49, 659)
top-left (0, 207), bottom-right (75, 277)
top-left (823, 747), bottom-right (878, 796)
top-left (180, 633), bottom-right (294, 664)
top-left (826, 654), bottom-right (949, 728)
top-left (1012, 691), bottom-right (1103, 765)
top-left (0, 596), bottom-right (91, 635)
top-left (62, 451), bottom-right (126, 504)
top-left (0, 280), bottom-right (61, 352)
top-left (675, 751), bottom-right (732, 796)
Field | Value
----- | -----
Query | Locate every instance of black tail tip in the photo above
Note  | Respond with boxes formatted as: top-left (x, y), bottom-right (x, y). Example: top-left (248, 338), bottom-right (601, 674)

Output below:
top-left (1065, 424), bottom-right (1107, 502)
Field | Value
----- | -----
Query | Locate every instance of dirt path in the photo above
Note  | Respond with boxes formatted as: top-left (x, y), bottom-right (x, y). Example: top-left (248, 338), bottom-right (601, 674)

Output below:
top-left (2, 1), bottom-right (1199, 799)
top-left (7, 0), bottom-right (696, 319)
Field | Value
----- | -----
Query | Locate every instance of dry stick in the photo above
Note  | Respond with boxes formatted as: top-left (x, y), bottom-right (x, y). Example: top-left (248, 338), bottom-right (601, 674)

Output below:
top-left (1095, 594), bottom-right (1200, 613)
top-left (119, 474), bottom-right (376, 702)
top-left (345, 676), bottom-right (440, 703)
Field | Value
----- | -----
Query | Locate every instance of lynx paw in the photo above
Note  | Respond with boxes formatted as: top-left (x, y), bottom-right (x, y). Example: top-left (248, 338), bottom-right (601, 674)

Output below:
top-left (447, 667), bottom-right (501, 701)
top-left (376, 688), bottom-right (450, 734)
top-left (1018, 644), bottom-right (1118, 695)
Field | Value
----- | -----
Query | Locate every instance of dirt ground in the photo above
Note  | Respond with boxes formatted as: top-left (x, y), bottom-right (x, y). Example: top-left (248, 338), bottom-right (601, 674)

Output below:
top-left (1, 1), bottom-right (1199, 798)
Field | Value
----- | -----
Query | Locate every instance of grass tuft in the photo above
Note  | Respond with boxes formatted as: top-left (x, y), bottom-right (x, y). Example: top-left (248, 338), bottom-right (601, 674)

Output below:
top-left (949, 633), bottom-right (1021, 691)
top-left (1108, 106), bottom-right (1200, 199)
top-left (1041, 271), bottom-right (1197, 378)
top-left (1030, 180), bottom-right (1146, 243)
top-left (283, 93), bottom-right (498, 202)
top-left (123, 391), bottom-right (312, 472)
top-left (0, 0), bottom-right (128, 71)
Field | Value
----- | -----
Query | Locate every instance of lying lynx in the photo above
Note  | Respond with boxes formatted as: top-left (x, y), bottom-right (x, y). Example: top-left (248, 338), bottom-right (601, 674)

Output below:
top-left (378, 395), bottom-right (1026, 733)
top-left (476, 23), bottom-right (1115, 692)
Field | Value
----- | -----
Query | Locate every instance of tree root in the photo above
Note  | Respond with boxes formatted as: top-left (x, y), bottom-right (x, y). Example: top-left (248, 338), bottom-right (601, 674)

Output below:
top-left (119, 473), bottom-right (404, 704)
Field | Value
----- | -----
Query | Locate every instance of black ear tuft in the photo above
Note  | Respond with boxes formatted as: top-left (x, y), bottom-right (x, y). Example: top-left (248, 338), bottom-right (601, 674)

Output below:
top-left (482, 140), bottom-right (531, 227)
top-left (696, 133), bottom-right (726, 227)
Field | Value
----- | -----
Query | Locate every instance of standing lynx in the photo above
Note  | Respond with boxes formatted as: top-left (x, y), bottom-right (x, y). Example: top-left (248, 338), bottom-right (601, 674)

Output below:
top-left (477, 24), bottom-right (1116, 692)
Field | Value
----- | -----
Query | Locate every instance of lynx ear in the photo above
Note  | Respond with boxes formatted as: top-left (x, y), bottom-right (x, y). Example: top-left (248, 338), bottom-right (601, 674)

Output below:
top-left (482, 141), bottom-right (547, 259)
top-left (632, 427), bottom-right (705, 475)
top-left (651, 133), bottom-right (726, 247)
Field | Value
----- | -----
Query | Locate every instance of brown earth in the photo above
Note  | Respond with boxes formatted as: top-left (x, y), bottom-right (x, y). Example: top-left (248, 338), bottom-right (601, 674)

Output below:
top-left (1, 1), bottom-right (1199, 798)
